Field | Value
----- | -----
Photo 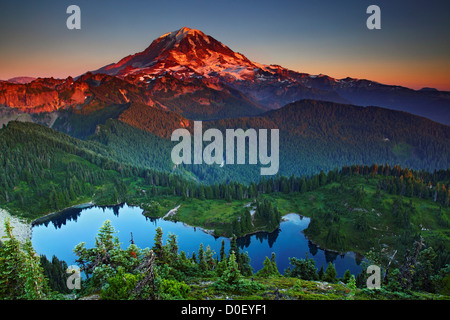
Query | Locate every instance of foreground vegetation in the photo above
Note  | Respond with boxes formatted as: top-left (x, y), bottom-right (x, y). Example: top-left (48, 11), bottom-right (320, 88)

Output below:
top-left (1, 219), bottom-right (449, 300)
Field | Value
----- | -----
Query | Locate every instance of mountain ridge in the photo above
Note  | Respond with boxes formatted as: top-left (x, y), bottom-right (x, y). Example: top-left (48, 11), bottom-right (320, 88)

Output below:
top-left (88, 27), bottom-right (450, 124)
top-left (86, 99), bottom-right (449, 183)
top-left (1, 27), bottom-right (449, 125)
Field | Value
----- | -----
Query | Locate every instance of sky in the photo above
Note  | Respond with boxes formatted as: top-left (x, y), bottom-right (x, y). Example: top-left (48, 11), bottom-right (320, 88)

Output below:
top-left (0, 0), bottom-right (449, 90)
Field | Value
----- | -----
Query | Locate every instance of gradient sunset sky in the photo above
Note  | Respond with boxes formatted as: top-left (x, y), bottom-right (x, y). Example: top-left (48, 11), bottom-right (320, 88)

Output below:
top-left (0, 0), bottom-right (449, 90)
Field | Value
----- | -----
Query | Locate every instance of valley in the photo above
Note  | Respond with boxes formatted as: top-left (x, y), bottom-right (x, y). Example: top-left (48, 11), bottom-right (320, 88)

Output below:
top-left (0, 120), bottom-right (448, 274)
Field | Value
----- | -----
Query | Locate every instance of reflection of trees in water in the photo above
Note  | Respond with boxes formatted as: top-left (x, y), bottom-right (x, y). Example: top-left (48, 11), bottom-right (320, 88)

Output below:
top-left (36, 207), bottom-right (85, 230)
top-left (324, 250), bottom-right (366, 270)
top-left (237, 236), bottom-right (251, 249)
top-left (325, 250), bottom-right (365, 266)
top-left (308, 240), bottom-right (318, 256)
top-left (144, 216), bottom-right (159, 226)
top-left (236, 228), bottom-right (281, 249)
top-left (354, 252), bottom-right (364, 265)
top-left (99, 203), bottom-right (125, 217)
top-left (34, 205), bottom-right (366, 274)
top-left (33, 204), bottom-right (129, 230)
top-left (324, 250), bottom-right (339, 264)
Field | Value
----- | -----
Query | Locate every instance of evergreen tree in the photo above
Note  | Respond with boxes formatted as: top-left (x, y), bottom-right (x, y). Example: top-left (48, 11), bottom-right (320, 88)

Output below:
top-left (0, 219), bottom-right (48, 299)
top-left (229, 235), bottom-right (238, 257)
top-left (219, 239), bottom-right (226, 261)
top-left (197, 243), bottom-right (208, 271)
top-left (152, 226), bottom-right (165, 263)
top-left (415, 247), bottom-right (438, 292)
top-left (323, 262), bottom-right (337, 283)
top-left (166, 233), bottom-right (179, 256)
top-left (205, 245), bottom-right (216, 271)
top-left (238, 251), bottom-right (253, 276)
top-left (300, 179), bottom-right (307, 193)
top-left (343, 269), bottom-right (352, 284)
top-left (40, 255), bottom-right (70, 293)
top-left (215, 257), bottom-right (228, 278)
top-left (97, 220), bottom-right (117, 252)
top-left (221, 252), bottom-right (241, 286)
top-left (318, 265), bottom-right (324, 280)
top-left (256, 253), bottom-right (280, 278)
top-left (256, 257), bottom-right (275, 278)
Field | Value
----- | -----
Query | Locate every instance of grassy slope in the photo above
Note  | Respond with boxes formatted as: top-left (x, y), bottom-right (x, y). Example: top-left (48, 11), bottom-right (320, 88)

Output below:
top-left (186, 276), bottom-right (448, 300)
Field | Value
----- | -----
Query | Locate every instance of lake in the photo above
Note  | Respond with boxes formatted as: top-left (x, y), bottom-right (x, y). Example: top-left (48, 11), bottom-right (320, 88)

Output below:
top-left (31, 203), bottom-right (365, 277)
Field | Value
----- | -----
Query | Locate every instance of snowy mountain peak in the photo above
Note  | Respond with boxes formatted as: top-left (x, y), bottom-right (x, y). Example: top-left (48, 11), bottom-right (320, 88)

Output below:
top-left (92, 27), bottom-right (264, 81)
top-left (90, 28), bottom-right (350, 89)
top-left (174, 27), bottom-right (205, 39)
top-left (158, 27), bottom-right (205, 41)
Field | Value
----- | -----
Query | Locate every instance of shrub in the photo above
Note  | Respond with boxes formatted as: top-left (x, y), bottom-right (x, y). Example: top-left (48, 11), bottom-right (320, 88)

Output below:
top-left (100, 267), bottom-right (138, 300)
top-left (285, 256), bottom-right (318, 280)
top-left (159, 278), bottom-right (190, 299)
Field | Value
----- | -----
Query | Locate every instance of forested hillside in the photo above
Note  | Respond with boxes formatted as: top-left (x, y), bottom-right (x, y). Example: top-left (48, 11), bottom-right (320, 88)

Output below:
top-left (213, 100), bottom-right (450, 178)
top-left (0, 120), bottom-right (448, 301)
top-left (69, 99), bottom-right (449, 185)
top-left (0, 121), bottom-right (180, 218)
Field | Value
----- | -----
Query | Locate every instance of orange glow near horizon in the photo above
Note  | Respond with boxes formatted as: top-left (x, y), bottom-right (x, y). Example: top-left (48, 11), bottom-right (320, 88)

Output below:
top-left (1, 37), bottom-right (449, 92)
top-left (2, 56), bottom-right (449, 92)
top-left (288, 59), bottom-right (450, 91)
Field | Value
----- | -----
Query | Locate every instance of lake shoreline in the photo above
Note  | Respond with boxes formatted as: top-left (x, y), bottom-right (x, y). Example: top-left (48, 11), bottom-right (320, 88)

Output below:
top-left (31, 201), bottom-right (364, 260)
top-left (31, 201), bottom-right (95, 226)
top-left (32, 204), bottom-right (365, 276)
top-left (142, 209), bottom-right (363, 258)
top-left (0, 208), bottom-right (32, 243)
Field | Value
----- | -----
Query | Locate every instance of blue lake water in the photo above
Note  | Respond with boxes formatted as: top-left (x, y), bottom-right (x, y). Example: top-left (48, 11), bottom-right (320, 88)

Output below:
top-left (31, 203), bottom-right (364, 277)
